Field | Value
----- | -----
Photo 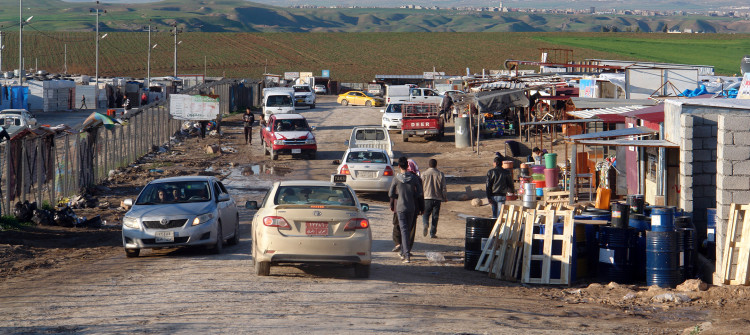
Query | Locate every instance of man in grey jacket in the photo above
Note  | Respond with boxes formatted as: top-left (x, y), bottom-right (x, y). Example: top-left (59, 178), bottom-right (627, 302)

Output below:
top-left (421, 159), bottom-right (447, 238)
top-left (389, 156), bottom-right (424, 263)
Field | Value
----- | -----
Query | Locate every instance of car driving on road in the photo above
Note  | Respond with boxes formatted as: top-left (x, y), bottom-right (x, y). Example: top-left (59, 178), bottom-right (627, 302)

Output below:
top-left (121, 176), bottom-right (240, 257)
top-left (247, 180), bottom-right (372, 278)
top-left (0, 109), bottom-right (37, 136)
top-left (261, 113), bottom-right (318, 160)
top-left (380, 102), bottom-right (403, 131)
top-left (334, 148), bottom-right (394, 193)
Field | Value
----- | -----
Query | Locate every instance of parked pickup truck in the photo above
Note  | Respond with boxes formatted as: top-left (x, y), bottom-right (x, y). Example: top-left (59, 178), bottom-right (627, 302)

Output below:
top-left (345, 126), bottom-right (394, 159)
top-left (261, 113), bottom-right (317, 160)
top-left (401, 103), bottom-right (444, 142)
top-left (385, 85), bottom-right (444, 105)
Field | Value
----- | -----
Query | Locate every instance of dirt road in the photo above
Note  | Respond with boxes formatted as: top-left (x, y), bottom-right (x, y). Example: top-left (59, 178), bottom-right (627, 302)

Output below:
top-left (0, 97), bottom-right (748, 334)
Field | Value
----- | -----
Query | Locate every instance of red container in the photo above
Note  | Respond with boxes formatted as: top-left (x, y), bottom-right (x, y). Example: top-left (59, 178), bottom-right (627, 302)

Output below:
top-left (544, 168), bottom-right (559, 188)
top-left (533, 180), bottom-right (546, 189)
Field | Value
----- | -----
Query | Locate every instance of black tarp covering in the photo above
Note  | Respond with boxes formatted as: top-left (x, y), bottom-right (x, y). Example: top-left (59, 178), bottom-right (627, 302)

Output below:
top-left (474, 89), bottom-right (529, 113)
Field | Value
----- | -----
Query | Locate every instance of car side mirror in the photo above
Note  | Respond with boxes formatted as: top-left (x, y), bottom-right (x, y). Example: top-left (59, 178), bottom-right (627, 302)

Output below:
top-left (123, 198), bottom-right (133, 207)
top-left (361, 203), bottom-right (369, 212)
top-left (344, 140), bottom-right (349, 146)
top-left (265, 126), bottom-right (270, 132)
top-left (218, 194), bottom-right (231, 202)
top-left (310, 126), bottom-right (316, 131)
top-left (245, 200), bottom-right (258, 209)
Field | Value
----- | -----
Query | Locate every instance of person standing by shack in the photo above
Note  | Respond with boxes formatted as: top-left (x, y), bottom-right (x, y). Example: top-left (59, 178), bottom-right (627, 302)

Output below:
top-left (389, 156), bottom-right (424, 263)
top-left (243, 108), bottom-right (255, 145)
top-left (80, 95), bottom-right (87, 110)
top-left (440, 93), bottom-right (453, 123)
top-left (486, 156), bottom-right (515, 218)
top-left (421, 159), bottom-right (447, 238)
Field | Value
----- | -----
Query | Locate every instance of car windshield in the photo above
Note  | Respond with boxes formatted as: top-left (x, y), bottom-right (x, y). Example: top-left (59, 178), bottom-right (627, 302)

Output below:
top-left (294, 86), bottom-right (311, 93)
top-left (267, 95), bottom-right (293, 107)
top-left (385, 104), bottom-right (402, 114)
top-left (135, 181), bottom-right (211, 205)
top-left (274, 119), bottom-right (309, 131)
top-left (0, 116), bottom-right (22, 126)
top-left (274, 186), bottom-right (356, 206)
top-left (346, 151), bottom-right (387, 164)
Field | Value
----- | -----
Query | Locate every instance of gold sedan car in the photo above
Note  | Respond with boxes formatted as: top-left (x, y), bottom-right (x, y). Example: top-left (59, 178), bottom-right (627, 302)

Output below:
top-left (337, 91), bottom-right (384, 107)
top-left (246, 180), bottom-right (372, 278)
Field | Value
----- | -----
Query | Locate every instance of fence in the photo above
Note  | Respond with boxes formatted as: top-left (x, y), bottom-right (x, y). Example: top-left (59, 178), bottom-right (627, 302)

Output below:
top-left (0, 101), bottom-right (180, 216)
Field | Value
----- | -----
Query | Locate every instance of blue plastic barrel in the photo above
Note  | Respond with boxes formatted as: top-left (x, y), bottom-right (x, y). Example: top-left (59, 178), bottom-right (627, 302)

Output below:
top-left (646, 231), bottom-right (680, 288)
top-left (629, 214), bottom-right (650, 231)
top-left (650, 207), bottom-right (675, 232)
top-left (706, 208), bottom-right (717, 243)
top-left (598, 227), bottom-right (636, 284)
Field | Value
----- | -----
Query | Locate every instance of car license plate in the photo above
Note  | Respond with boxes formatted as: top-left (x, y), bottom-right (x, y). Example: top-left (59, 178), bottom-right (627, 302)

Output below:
top-left (155, 231), bottom-right (174, 243)
top-left (306, 222), bottom-right (328, 236)
top-left (333, 174), bottom-right (347, 183)
top-left (357, 171), bottom-right (376, 178)
top-left (292, 148), bottom-right (302, 154)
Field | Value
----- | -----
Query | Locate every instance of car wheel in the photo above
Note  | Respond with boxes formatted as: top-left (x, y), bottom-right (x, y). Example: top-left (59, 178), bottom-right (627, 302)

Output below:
top-left (210, 222), bottom-right (223, 254)
top-left (354, 263), bottom-right (370, 278)
top-left (255, 260), bottom-right (271, 276)
top-left (125, 248), bottom-right (140, 258)
top-left (402, 133), bottom-right (409, 142)
top-left (228, 215), bottom-right (240, 246)
top-left (310, 104), bottom-right (315, 109)
top-left (308, 151), bottom-right (316, 160)
top-left (365, 101), bottom-right (372, 107)
top-left (263, 140), bottom-right (269, 155)
top-left (341, 100), bottom-right (349, 106)
top-left (270, 149), bottom-right (278, 160)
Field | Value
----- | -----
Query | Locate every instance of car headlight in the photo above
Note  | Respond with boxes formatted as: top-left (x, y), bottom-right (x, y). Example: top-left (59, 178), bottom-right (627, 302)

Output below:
top-left (192, 213), bottom-right (214, 226)
top-left (273, 139), bottom-right (284, 145)
top-left (305, 138), bottom-right (316, 145)
top-left (123, 216), bottom-right (140, 229)
top-left (383, 117), bottom-right (388, 122)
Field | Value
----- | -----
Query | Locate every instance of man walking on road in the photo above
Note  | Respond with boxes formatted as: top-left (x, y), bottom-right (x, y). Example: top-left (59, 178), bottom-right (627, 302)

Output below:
top-left (421, 159), bottom-right (447, 238)
top-left (243, 108), bottom-right (255, 144)
top-left (389, 156), bottom-right (424, 263)
top-left (80, 95), bottom-right (87, 109)
top-left (486, 156), bottom-right (515, 218)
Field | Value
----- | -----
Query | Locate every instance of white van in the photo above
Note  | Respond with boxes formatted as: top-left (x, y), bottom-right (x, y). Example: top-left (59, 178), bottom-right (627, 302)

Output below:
top-left (262, 87), bottom-right (295, 121)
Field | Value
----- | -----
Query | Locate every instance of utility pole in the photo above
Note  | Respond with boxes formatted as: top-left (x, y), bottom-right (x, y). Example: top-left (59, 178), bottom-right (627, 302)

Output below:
top-left (63, 44), bottom-right (67, 74)
top-left (91, 1), bottom-right (106, 109)
top-left (170, 23), bottom-right (183, 78)
top-left (0, 28), bottom-right (5, 73)
top-left (19, 1), bottom-right (23, 85)
top-left (143, 21), bottom-right (157, 87)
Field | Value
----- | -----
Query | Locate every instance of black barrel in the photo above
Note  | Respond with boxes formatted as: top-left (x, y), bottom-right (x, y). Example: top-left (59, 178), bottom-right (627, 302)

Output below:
top-left (610, 202), bottom-right (630, 229)
top-left (465, 217), bottom-right (495, 270)
top-left (674, 216), bottom-right (693, 229)
top-left (598, 226), bottom-right (636, 284)
top-left (677, 227), bottom-right (696, 280)
top-left (628, 194), bottom-right (645, 214)
top-left (646, 231), bottom-right (680, 288)
top-left (633, 231), bottom-right (647, 283)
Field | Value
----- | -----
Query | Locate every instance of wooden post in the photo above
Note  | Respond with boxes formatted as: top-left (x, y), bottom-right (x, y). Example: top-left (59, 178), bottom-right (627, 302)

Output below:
top-left (36, 138), bottom-right (42, 206)
top-left (4, 142), bottom-right (10, 215)
top-left (569, 143), bottom-right (577, 205)
top-left (20, 140), bottom-right (26, 202)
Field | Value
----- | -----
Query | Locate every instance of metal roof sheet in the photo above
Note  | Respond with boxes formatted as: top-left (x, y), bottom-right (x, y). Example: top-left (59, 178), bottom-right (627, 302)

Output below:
top-left (575, 139), bottom-right (678, 148)
top-left (567, 126), bottom-right (657, 141)
top-left (571, 97), bottom-right (658, 109)
top-left (568, 105), bottom-right (648, 119)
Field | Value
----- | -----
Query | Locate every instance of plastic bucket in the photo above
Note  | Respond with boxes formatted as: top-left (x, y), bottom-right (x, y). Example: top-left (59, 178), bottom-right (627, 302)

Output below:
top-left (533, 180), bottom-right (546, 189)
top-left (598, 227), bottom-right (636, 284)
top-left (520, 163), bottom-right (530, 177)
top-left (650, 207), bottom-right (675, 232)
top-left (628, 194), bottom-right (645, 214)
top-left (610, 202), bottom-right (630, 229)
top-left (464, 217), bottom-right (495, 270)
top-left (544, 153), bottom-right (558, 169)
top-left (536, 188), bottom-right (543, 197)
top-left (531, 173), bottom-right (545, 181)
top-left (531, 165), bottom-right (545, 174)
top-left (646, 231), bottom-right (680, 288)
top-left (544, 168), bottom-right (559, 188)
top-left (502, 160), bottom-right (514, 170)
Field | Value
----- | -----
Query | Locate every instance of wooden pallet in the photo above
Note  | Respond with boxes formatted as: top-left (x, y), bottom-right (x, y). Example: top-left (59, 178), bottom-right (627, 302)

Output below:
top-left (543, 190), bottom-right (573, 208)
top-left (474, 209), bottom-right (505, 273)
top-left (721, 203), bottom-right (750, 285)
top-left (498, 207), bottom-right (528, 280)
top-left (521, 209), bottom-right (574, 285)
top-left (474, 205), bottom-right (526, 281)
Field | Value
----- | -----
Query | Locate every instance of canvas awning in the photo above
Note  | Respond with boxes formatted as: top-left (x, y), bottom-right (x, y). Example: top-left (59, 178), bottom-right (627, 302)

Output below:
top-left (567, 126), bottom-right (657, 141)
top-left (474, 89), bottom-right (530, 113)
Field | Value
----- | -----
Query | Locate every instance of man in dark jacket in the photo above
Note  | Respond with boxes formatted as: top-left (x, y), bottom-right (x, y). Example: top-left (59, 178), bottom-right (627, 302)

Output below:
top-left (389, 156), bottom-right (424, 263)
top-left (486, 156), bottom-right (515, 218)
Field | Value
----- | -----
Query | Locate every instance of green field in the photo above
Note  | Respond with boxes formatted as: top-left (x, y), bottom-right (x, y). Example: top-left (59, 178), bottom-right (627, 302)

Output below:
top-left (536, 34), bottom-right (750, 75)
top-left (0, 32), bottom-right (745, 82)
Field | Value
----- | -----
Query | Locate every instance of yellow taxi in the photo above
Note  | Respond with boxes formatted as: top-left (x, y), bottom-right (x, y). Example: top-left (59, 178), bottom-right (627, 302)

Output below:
top-left (337, 91), bottom-right (384, 107)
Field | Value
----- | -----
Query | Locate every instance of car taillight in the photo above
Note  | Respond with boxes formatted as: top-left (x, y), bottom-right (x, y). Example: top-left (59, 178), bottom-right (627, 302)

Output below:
top-left (262, 216), bottom-right (291, 229)
top-left (340, 164), bottom-right (351, 175)
top-left (384, 165), bottom-right (394, 176)
top-left (344, 218), bottom-right (369, 231)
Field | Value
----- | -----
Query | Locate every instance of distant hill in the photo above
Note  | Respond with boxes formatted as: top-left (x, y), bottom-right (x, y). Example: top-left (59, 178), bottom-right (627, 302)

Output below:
top-left (1, 0), bottom-right (749, 33)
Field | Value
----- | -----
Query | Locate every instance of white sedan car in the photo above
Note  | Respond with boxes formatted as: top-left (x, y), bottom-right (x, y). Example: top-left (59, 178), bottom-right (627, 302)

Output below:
top-left (247, 180), bottom-right (372, 278)
top-left (334, 148), bottom-right (394, 193)
top-left (380, 103), bottom-right (403, 132)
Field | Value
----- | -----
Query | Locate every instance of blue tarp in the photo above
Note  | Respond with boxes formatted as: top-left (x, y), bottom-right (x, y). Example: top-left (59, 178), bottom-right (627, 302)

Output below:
top-left (9, 86), bottom-right (29, 110)
top-left (680, 85), bottom-right (708, 98)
